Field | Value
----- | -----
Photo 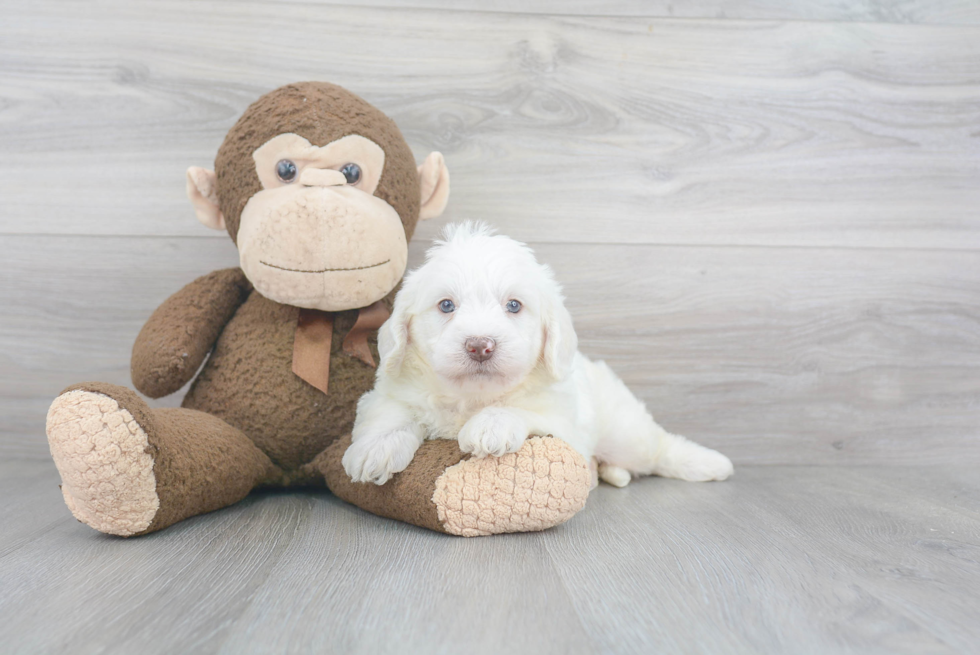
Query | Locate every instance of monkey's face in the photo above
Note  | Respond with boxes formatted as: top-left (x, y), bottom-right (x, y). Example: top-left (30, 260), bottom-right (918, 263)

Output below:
top-left (235, 133), bottom-right (407, 311)
top-left (186, 82), bottom-right (450, 312)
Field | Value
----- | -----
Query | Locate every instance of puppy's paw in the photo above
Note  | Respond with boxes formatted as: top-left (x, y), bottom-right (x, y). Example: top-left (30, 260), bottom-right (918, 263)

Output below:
top-left (458, 408), bottom-right (528, 458)
top-left (342, 429), bottom-right (421, 485)
top-left (598, 463), bottom-right (632, 488)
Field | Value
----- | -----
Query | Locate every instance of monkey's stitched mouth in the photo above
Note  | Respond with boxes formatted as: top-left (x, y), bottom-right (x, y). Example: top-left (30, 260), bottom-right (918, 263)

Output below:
top-left (259, 259), bottom-right (390, 273)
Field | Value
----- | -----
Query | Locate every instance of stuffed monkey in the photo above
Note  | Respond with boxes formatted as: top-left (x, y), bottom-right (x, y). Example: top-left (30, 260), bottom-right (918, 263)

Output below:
top-left (45, 82), bottom-right (591, 538)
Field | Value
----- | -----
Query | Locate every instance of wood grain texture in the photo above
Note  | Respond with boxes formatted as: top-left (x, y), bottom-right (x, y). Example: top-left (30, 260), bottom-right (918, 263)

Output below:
top-left (2, 460), bottom-right (978, 654)
top-left (300, 0), bottom-right (980, 25)
top-left (542, 465), bottom-right (980, 654)
top-left (3, 235), bottom-right (978, 465)
top-left (2, 3), bottom-right (979, 653)
top-left (1, 1), bottom-right (979, 249)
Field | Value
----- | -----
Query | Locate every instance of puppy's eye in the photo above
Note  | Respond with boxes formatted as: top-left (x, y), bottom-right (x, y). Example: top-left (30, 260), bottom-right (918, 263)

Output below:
top-left (506, 300), bottom-right (522, 313)
top-left (276, 159), bottom-right (298, 183)
top-left (439, 299), bottom-right (455, 313)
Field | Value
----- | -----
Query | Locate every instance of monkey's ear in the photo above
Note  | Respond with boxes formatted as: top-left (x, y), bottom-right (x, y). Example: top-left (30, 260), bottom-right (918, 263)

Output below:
top-left (417, 152), bottom-right (450, 220)
top-left (186, 166), bottom-right (226, 231)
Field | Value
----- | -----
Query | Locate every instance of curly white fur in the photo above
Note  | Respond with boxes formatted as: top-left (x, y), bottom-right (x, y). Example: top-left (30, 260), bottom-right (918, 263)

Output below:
top-left (343, 222), bottom-right (734, 487)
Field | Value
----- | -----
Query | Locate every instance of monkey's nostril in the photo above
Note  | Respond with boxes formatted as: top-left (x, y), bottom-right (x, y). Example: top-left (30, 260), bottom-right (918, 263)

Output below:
top-left (464, 337), bottom-right (495, 362)
top-left (298, 168), bottom-right (348, 187)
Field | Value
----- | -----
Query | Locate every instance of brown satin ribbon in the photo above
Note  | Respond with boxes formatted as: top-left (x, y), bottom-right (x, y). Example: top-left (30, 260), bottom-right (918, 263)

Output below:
top-left (292, 309), bottom-right (334, 395)
top-left (342, 300), bottom-right (390, 368)
top-left (291, 301), bottom-right (390, 394)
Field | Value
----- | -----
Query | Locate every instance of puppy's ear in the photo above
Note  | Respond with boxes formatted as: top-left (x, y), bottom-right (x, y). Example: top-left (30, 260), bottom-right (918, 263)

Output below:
top-left (379, 297), bottom-right (412, 377)
top-left (541, 292), bottom-right (578, 380)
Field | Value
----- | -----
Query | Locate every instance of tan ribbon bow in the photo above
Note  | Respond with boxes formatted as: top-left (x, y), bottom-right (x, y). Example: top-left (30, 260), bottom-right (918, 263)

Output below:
top-left (291, 300), bottom-right (390, 394)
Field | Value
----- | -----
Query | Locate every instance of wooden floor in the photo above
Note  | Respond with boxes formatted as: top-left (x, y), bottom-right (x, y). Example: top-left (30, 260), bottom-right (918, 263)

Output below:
top-left (4, 0), bottom-right (980, 466)
top-left (2, 0), bottom-right (980, 652)
top-left (1, 460), bottom-right (978, 654)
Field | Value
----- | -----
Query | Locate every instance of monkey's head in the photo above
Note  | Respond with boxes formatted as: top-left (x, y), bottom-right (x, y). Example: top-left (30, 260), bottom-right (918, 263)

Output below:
top-left (185, 82), bottom-right (449, 311)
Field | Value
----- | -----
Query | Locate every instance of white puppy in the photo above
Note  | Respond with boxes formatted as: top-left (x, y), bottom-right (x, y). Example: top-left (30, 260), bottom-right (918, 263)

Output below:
top-left (343, 222), bottom-right (734, 488)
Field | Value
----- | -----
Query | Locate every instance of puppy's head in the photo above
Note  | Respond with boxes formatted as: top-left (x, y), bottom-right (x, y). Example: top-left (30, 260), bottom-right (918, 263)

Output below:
top-left (379, 222), bottom-right (577, 395)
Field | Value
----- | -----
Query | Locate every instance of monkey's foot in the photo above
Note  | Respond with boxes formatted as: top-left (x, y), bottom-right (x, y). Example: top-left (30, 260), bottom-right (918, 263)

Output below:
top-left (433, 437), bottom-right (591, 536)
top-left (46, 389), bottom-right (159, 536)
top-left (320, 435), bottom-right (591, 537)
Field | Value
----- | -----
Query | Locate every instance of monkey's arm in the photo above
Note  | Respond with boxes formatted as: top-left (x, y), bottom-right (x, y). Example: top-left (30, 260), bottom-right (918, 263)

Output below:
top-left (132, 268), bottom-right (252, 399)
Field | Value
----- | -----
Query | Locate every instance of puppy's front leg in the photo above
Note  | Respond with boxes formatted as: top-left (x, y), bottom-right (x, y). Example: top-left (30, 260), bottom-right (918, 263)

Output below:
top-left (343, 391), bottom-right (424, 485)
top-left (458, 407), bottom-right (528, 458)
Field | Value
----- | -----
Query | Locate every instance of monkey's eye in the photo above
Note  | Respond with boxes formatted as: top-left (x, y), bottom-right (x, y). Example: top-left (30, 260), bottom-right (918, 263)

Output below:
top-left (340, 163), bottom-right (362, 185)
top-left (276, 159), bottom-right (298, 183)
top-left (506, 300), bottom-right (522, 314)
top-left (439, 299), bottom-right (455, 313)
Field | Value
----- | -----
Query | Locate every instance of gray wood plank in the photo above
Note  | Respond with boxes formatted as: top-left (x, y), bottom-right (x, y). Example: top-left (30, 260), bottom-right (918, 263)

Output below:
top-left (0, 460), bottom-right (593, 655)
top-left (3, 235), bottom-right (978, 465)
top-left (300, 0), bottom-right (980, 25)
top-left (0, 236), bottom-right (241, 460)
top-left (0, 460), bottom-right (69, 559)
top-left (3, 3), bottom-right (978, 654)
top-left (749, 467), bottom-right (980, 651)
top-left (543, 465), bottom-right (980, 654)
top-left (545, 242), bottom-right (980, 466)
top-left (2, 461), bottom-right (978, 654)
top-left (2, 2), bottom-right (979, 250)
top-left (215, 505), bottom-right (594, 655)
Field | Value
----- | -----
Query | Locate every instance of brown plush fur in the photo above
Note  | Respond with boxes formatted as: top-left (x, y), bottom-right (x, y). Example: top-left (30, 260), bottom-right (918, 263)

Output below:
top-left (61, 381), bottom-right (279, 536)
top-left (131, 82), bottom-right (416, 482)
top-left (132, 267), bottom-right (379, 475)
top-left (46, 82), bottom-right (591, 537)
top-left (215, 82), bottom-right (421, 243)
top-left (177, 280), bottom-right (390, 474)
top-left (318, 434), bottom-right (470, 534)
top-left (132, 268), bottom-right (252, 399)
top-left (61, 82), bottom-right (441, 535)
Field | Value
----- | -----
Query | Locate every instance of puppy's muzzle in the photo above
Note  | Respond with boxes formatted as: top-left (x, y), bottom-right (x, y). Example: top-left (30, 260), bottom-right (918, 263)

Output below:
top-left (465, 337), bottom-right (495, 363)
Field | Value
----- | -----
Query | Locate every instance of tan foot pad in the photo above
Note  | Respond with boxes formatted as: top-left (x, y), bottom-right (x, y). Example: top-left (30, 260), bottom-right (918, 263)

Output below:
top-left (46, 390), bottom-right (159, 536)
top-left (432, 437), bottom-right (591, 537)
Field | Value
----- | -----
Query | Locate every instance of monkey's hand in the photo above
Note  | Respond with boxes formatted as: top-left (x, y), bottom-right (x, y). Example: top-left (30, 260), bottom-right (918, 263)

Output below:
top-left (131, 268), bottom-right (252, 398)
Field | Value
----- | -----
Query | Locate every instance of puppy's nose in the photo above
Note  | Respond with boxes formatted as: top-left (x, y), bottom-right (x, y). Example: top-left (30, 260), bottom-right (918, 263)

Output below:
top-left (465, 337), bottom-right (495, 362)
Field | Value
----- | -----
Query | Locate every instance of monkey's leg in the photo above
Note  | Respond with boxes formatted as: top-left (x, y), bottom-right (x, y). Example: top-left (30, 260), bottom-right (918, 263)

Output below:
top-left (46, 382), bottom-right (280, 537)
top-left (316, 435), bottom-right (591, 537)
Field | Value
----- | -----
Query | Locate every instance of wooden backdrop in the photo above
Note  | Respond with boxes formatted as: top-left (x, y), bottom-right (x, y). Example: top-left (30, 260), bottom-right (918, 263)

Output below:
top-left (2, 0), bottom-right (978, 465)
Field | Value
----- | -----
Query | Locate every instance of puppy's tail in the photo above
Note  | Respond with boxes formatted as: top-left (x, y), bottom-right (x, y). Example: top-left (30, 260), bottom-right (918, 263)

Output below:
top-left (646, 431), bottom-right (734, 483)
top-left (589, 360), bottom-right (733, 485)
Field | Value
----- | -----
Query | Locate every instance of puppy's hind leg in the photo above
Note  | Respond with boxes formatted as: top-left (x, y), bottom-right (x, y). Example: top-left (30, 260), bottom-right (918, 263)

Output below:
top-left (588, 360), bottom-right (733, 483)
